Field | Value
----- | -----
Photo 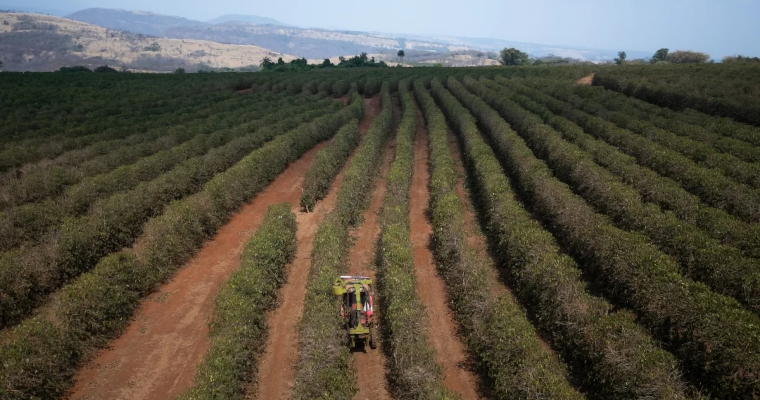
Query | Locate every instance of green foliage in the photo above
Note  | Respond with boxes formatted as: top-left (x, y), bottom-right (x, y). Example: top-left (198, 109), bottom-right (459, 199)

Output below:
top-left (482, 76), bottom-right (760, 399)
top-left (499, 47), bottom-right (530, 66)
top-left (375, 79), bottom-right (453, 399)
top-left (0, 100), bottom-right (337, 327)
top-left (439, 77), bottom-right (689, 399)
top-left (334, 83), bottom-right (394, 227)
top-left (301, 119), bottom-right (362, 211)
top-left (179, 203), bottom-right (297, 400)
top-left (416, 78), bottom-right (584, 399)
top-left (651, 48), bottom-right (669, 63)
top-left (0, 91), bottom-right (363, 400)
top-left (667, 50), bottom-right (710, 64)
top-left (593, 63), bottom-right (760, 126)
top-left (93, 65), bottom-right (118, 73)
top-left (614, 51), bottom-right (627, 65)
top-left (57, 65), bottom-right (91, 73)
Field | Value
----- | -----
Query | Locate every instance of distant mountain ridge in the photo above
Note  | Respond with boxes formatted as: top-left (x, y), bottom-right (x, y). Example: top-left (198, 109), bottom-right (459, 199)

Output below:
top-left (206, 14), bottom-right (286, 26)
top-left (12, 7), bottom-right (649, 62)
top-left (66, 8), bottom-right (207, 36)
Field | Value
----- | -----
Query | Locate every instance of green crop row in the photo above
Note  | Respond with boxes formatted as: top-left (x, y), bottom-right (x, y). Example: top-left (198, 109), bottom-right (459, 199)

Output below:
top-left (179, 203), bottom-right (297, 400)
top-left (567, 83), bottom-right (760, 162)
top-left (0, 101), bottom-right (337, 328)
top-left (470, 78), bottom-right (760, 312)
top-left (375, 79), bottom-right (453, 399)
top-left (0, 83), bottom-right (243, 171)
top-left (301, 120), bottom-right (362, 212)
top-left (495, 76), bottom-right (760, 224)
top-left (475, 77), bottom-right (760, 309)
top-left (491, 80), bottom-right (760, 260)
top-left (0, 92), bottom-right (280, 211)
top-left (0, 96), bottom-right (318, 252)
top-left (592, 68), bottom-right (760, 127)
top-left (291, 86), bottom-right (391, 400)
top-left (0, 91), bottom-right (363, 400)
top-left (538, 82), bottom-right (760, 189)
top-left (452, 78), bottom-right (760, 398)
top-left (334, 83), bottom-right (395, 226)
top-left (438, 78), bottom-right (692, 399)
top-left (416, 79), bottom-right (584, 400)
top-left (291, 214), bottom-right (356, 400)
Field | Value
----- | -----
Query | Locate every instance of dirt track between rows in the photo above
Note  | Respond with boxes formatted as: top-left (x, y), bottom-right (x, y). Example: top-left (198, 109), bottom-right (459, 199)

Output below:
top-left (349, 140), bottom-right (394, 400)
top-left (412, 109), bottom-right (481, 399)
top-left (251, 95), bottom-right (382, 400)
top-left (67, 139), bottom-right (330, 400)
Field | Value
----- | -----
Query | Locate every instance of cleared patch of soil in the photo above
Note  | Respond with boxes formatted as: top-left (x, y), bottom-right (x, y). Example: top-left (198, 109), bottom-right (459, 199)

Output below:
top-left (575, 73), bottom-right (595, 86)
top-left (67, 141), bottom-right (330, 400)
top-left (250, 94), bottom-right (382, 400)
top-left (348, 142), bottom-right (395, 400)
top-left (413, 111), bottom-right (481, 398)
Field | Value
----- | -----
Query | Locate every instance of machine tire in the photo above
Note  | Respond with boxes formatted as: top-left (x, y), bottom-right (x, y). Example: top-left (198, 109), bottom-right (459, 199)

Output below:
top-left (369, 325), bottom-right (378, 349)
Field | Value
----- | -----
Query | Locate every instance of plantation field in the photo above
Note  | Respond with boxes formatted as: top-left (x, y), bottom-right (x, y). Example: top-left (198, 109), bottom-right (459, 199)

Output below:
top-left (1, 63), bottom-right (759, 400)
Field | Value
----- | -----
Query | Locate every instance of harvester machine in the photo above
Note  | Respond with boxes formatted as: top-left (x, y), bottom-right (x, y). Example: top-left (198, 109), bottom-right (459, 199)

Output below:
top-left (333, 275), bottom-right (377, 349)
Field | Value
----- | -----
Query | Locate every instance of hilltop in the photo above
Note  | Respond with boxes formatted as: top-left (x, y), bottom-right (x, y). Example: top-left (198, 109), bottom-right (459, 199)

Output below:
top-left (0, 12), bottom-right (296, 72)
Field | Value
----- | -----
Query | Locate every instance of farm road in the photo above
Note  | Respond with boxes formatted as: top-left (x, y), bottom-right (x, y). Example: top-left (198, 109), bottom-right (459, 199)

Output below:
top-left (67, 132), bottom-right (331, 400)
top-left (411, 105), bottom-right (481, 399)
top-left (251, 95), bottom-right (382, 400)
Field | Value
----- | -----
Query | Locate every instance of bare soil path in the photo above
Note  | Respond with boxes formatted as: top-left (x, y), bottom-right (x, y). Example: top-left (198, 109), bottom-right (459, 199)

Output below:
top-left (575, 73), bottom-right (595, 86)
top-left (250, 95), bottom-right (382, 400)
top-left (413, 110), bottom-right (481, 399)
top-left (67, 141), bottom-right (331, 400)
top-left (349, 141), bottom-right (395, 400)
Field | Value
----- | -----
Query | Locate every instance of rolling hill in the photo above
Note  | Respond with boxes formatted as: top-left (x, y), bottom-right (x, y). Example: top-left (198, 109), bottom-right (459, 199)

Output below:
top-left (0, 12), bottom-right (297, 72)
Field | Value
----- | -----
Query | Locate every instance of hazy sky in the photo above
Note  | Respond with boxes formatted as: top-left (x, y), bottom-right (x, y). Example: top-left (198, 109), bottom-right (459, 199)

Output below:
top-left (21, 0), bottom-right (760, 58)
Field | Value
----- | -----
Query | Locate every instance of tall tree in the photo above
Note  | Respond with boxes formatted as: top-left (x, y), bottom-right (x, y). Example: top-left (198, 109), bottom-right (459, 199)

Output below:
top-left (397, 49), bottom-right (405, 65)
top-left (614, 51), bottom-right (627, 65)
top-left (651, 48), bottom-right (669, 63)
top-left (499, 48), bottom-right (530, 66)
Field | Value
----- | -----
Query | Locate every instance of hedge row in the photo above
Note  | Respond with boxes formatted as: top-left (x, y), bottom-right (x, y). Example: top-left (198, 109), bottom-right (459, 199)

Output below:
top-left (375, 79), bottom-right (453, 399)
top-left (0, 92), bottom-right (279, 210)
top-left (438, 78), bottom-right (691, 399)
top-left (0, 86), bottom-right (240, 171)
top-left (456, 78), bottom-right (760, 398)
top-left (178, 203), bottom-right (297, 400)
top-left (0, 102), bottom-right (338, 328)
top-left (0, 91), bottom-right (363, 400)
top-left (334, 82), bottom-right (395, 226)
top-left (416, 79), bottom-right (584, 400)
top-left (465, 77), bottom-right (760, 313)
top-left (300, 120), bottom-right (362, 212)
top-left (592, 72), bottom-right (760, 127)
top-left (489, 80), bottom-right (760, 261)
top-left (568, 84), bottom-right (760, 163)
top-left (0, 96), bottom-right (318, 251)
top-left (494, 76), bottom-right (760, 224)
top-left (291, 86), bottom-right (391, 400)
top-left (541, 83), bottom-right (760, 189)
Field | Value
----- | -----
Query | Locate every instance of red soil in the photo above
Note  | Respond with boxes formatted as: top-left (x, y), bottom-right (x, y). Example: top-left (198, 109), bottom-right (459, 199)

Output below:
top-left (575, 73), bottom-right (595, 86)
top-left (237, 88), bottom-right (253, 93)
top-left (67, 141), bottom-right (330, 400)
top-left (251, 154), bottom-right (349, 400)
top-left (250, 94), bottom-right (382, 400)
top-left (349, 142), bottom-right (394, 400)
top-left (413, 110), bottom-right (480, 399)
top-left (447, 134), bottom-right (489, 251)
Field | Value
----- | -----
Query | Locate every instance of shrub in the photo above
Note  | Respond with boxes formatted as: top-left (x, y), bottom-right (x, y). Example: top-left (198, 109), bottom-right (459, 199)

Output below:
top-left (667, 50), bottom-right (710, 64)
top-left (301, 120), bottom-right (361, 211)
top-left (452, 77), bottom-right (760, 398)
top-left (0, 90), bottom-right (364, 400)
top-left (438, 77), bottom-right (689, 399)
top-left (416, 79), bottom-right (585, 399)
top-left (179, 203), bottom-right (297, 400)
